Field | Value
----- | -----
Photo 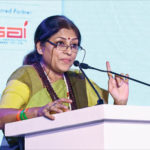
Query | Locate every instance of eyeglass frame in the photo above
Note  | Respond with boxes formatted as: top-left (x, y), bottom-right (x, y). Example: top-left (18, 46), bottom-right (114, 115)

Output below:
top-left (46, 40), bottom-right (84, 53)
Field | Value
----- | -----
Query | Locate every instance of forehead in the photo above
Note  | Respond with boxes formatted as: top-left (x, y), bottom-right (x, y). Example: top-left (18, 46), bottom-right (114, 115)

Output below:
top-left (50, 28), bottom-right (77, 40)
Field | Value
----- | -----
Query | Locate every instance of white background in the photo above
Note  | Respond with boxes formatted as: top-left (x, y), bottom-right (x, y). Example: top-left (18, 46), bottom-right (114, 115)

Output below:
top-left (63, 1), bottom-right (150, 106)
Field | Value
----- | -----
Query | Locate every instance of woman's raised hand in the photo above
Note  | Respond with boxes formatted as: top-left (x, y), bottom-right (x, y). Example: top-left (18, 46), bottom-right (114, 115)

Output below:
top-left (37, 98), bottom-right (72, 120)
top-left (106, 61), bottom-right (129, 105)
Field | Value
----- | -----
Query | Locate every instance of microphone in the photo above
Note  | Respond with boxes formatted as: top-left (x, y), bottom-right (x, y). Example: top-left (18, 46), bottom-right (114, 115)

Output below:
top-left (74, 60), bottom-right (104, 105)
top-left (78, 61), bottom-right (150, 87)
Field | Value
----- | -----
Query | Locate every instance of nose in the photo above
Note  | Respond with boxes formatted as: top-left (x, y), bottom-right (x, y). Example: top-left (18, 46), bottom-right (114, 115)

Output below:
top-left (64, 45), bottom-right (72, 55)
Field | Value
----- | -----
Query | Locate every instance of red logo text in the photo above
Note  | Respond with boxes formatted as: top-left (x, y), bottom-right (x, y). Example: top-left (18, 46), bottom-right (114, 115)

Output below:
top-left (0, 21), bottom-right (28, 39)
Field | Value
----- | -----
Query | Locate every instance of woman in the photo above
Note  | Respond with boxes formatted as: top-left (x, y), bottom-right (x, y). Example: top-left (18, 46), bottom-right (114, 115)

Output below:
top-left (0, 15), bottom-right (129, 149)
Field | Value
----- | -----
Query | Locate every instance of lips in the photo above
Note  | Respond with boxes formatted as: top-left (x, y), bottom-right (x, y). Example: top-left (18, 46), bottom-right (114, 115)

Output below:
top-left (60, 58), bottom-right (72, 64)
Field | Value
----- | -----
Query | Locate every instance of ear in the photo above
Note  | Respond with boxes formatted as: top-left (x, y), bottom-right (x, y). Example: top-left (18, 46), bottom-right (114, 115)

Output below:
top-left (36, 42), bottom-right (44, 55)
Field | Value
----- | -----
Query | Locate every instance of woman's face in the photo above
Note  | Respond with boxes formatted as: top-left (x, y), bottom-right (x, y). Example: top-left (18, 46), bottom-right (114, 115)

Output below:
top-left (37, 28), bottom-right (78, 73)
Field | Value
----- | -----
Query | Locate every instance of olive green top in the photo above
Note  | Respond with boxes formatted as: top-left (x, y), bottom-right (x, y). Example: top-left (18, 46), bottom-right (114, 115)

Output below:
top-left (0, 65), bottom-right (108, 149)
top-left (0, 65), bottom-right (108, 109)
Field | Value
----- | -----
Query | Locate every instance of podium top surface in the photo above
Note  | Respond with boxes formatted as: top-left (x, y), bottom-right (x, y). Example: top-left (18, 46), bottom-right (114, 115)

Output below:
top-left (5, 104), bottom-right (150, 137)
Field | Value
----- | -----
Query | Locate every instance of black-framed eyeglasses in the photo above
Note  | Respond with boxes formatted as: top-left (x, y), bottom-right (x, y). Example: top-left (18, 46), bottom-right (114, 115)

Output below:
top-left (46, 40), bottom-right (83, 53)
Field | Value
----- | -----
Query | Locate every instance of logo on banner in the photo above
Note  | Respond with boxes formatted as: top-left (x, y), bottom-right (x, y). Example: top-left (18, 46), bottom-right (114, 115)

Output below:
top-left (0, 21), bottom-right (28, 39)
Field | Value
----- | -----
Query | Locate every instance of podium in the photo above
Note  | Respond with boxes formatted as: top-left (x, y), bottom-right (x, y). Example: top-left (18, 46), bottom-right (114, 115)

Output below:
top-left (5, 104), bottom-right (150, 149)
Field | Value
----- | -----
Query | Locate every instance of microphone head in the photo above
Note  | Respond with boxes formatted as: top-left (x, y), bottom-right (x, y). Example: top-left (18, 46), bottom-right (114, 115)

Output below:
top-left (80, 63), bottom-right (90, 69)
top-left (73, 60), bottom-right (80, 67)
top-left (74, 60), bottom-right (90, 69)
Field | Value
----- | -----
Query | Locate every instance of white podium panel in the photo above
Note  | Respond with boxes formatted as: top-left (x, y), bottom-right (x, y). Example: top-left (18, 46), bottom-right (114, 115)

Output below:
top-left (5, 104), bottom-right (150, 149)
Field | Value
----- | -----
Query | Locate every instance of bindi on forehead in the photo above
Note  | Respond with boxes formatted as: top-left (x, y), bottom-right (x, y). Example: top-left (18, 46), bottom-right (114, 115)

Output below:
top-left (67, 37), bottom-right (78, 41)
top-left (53, 37), bottom-right (78, 42)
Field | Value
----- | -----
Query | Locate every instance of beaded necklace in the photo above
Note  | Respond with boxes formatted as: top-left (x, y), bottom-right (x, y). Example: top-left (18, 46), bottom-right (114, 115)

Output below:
top-left (33, 62), bottom-right (77, 110)
top-left (41, 63), bottom-right (71, 109)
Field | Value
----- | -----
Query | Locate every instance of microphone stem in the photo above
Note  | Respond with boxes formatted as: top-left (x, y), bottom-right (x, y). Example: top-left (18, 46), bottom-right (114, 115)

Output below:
top-left (90, 67), bottom-right (150, 87)
top-left (79, 66), bottom-right (104, 104)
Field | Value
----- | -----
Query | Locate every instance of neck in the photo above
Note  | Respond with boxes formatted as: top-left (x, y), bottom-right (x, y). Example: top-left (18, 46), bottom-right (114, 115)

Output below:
top-left (40, 62), bottom-right (64, 83)
top-left (48, 71), bottom-right (63, 83)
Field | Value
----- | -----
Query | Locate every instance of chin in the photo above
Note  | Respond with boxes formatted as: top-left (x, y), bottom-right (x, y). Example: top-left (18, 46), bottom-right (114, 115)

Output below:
top-left (62, 68), bottom-right (70, 73)
top-left (59, 65), bottom-right (71, 73)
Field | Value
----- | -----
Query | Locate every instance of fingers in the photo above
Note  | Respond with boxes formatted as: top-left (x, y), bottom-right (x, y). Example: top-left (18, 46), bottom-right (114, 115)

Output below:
top-left (38, 98), bottom-right (72, 120)
top-left (49, 102), bottom-right (69, 113)
top-left (43, 109), bottom-right (55, 120)
top-left (115, 73), bottom-right (129, 87)
top-left (125, 74), bottom-right (129, 83)
top-left (57, 98), bottom-right (72, 104)
top-left (106, 61), bottom-right (129, 83)
top-left (106, 61), bottom-right (113, 79)
top-left (115, 74), bottom-right (123, 87)
top-left (47, 99), bottom-right (71, 113)
top-left (51, 98), bottom-right (72, 112)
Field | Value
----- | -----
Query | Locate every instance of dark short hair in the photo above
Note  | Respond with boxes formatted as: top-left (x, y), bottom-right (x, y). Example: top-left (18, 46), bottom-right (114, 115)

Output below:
top-left (23, 15), bottom-right (81, 65)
